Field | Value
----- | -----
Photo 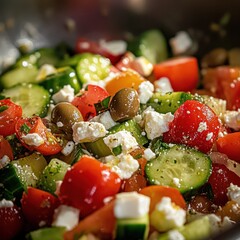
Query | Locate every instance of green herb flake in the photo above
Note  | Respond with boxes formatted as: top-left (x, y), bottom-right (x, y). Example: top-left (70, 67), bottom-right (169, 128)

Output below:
top-left (112, 145), bottom-right (122, 156)
top-left (0, 105), bottom-right (8, 113)
top-left (94, 96), bottom-right (111, 114)
top-left (20, 123), bottom-right (31, 134)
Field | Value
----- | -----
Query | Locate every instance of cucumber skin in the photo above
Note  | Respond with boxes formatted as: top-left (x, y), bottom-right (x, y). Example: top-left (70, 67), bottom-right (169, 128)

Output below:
top-left (145, 144), bottom-right (212, 194)
top-left (26, 227), bottom-right (66, 240)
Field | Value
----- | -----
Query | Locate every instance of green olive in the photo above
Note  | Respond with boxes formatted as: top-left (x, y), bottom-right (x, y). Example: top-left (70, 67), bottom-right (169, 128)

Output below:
top-left (109, 88), bottom-right (140, 122)
top-left (201, 48), bottom-right (227, 68)
top-left (51, 102), bottom-right (83, 134)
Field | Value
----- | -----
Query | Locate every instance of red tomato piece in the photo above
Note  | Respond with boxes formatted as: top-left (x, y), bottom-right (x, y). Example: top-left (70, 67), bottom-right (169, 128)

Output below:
top-left (21, 187), bottom-right (59, 228)
top-left (208, 163), bottom-right (240, 206)
top-left (0, 135), bottom-right (13, 161)
top-left (0, 99), bottom-right (22, 137)
top-left (15, 116), bottom-right (62, 155)
top-left (59, 155), bottom-right (121, 218)
top-left (217, 132), bottom-right (240, 163)
top-left (0, 204), bottom-right (24, 240)
top-left (153, 57), bottom-right (199, 91)
top-left (163, 100), bottom-right (220, 153)
top-left (71, 84), bottom-right (109, 121)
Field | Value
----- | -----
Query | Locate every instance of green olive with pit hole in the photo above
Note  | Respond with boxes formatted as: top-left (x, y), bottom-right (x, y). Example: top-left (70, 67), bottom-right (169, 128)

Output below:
top-left (201, 48), bottom-right (227, 68)
top-left (51, 102), bottom-right (83, 135)
top-left (109, 88), bottom-right (140, 122)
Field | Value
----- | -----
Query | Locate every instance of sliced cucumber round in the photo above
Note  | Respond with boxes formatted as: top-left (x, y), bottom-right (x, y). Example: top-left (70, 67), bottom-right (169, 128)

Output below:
top-left (145, 144), bottom-right (212, 193)
top-left (2, 83), bottom-right (50, 117)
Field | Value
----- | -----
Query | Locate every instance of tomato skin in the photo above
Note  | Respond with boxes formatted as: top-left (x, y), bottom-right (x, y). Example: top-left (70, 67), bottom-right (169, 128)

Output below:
top-left (153, 57), bottom-right (199, 91)
top-left (0, 135), bottom-right (13, 160)
top-left (163, 100), bottom-right (220, 153)
top-left (71, 84), bottom-right (109, 121)
top-left (0, 99), bottom-right (22, 137)
top-left (15, 116), bottom-right (62, 155)
top-left (59, 155), bottom-right (121, 218)
top-left (216, 132), bottom-right (240, 163)
top-left (208, 163), bottom-right (240, 206)
top-left (21, 187), bottom-right (59, 228)
top-left (0, 204), bottom-right (24, 240)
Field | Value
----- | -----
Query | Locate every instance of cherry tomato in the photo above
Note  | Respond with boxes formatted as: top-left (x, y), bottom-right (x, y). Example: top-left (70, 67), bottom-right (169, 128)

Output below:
top-left (153, 57), bottom-right (199, 91)
top-left (59, 155), bottom-right (121, 218)
top-left (189, 195), bottom-right (214, 214)
top-left (21, 187), bottom-right (59, 228)
top-left (208, 163), bottom-right (240, 206)
top-left (0, 99), bottom-right (22, 137)
top-left (15, 116), bottom-right (62, 155)
top-left (0, 135), bottom-right (13, 161)
top-left (0, 204), bottom-right (24, 240)
top-left (71, 84), bottom-right (109, 121)
top-left (216, 132), bottom-right (240, 163)
top-left (163, 100), bottom-right (220, 153)
top-left (203, 66), bottom-right (240, 110)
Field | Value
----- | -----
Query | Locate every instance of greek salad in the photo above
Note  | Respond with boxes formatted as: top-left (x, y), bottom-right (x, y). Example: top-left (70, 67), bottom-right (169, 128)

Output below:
top-left (0, 29), bottom-right (240, 240)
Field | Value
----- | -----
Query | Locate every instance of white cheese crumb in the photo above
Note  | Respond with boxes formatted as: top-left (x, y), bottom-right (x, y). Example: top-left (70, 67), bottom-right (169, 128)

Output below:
top-left (227, 183), bottom-right (240, 205)
top-left (22, 133), bottom-right (44, 146)
top-left (138, 81), bottom-right (154, 104)
top-left (52, 85), bottom-right (75, 103)
top-left (223, 110), bottom-right (240, 131)
top-left (36, 64), bottom-right (57, 81)
top-left (61, 141), bottom-right (75, 156)
top-left (56, 121), bottom-right (64, 127)
top-left (114, 192), bottom-right (150, 219)
top-left (90, 111), bottom-right (117, 130)
top-left (206, 132), bottom-right (213, 141)
top-left (197, 122), bottom-right (207, 132)
top-left (99, 39), bottom-right (127, 56)
top-left (172, 177), bottom-right (181, 188)
top-left (0, 155), bottom-right (10, 169)
top-left (143, 148), bottom-right (156, 161)
top-left (52, 205), bottom-right (80, 230)
top-left (132, 56), bottom-right (153, 77)
top-left (154, 77), bottom-right (173, 94)
top-left (72, 121), bottom-right (107, 143)
top-left (170, 31), bottom-right (192, 55)
top-left (0, 199), bottom-right (14, 208)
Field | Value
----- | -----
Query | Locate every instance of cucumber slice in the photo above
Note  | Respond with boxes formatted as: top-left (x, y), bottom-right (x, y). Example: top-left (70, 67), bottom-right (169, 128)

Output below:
top-left (145, 144), bottom-right (211, 193)
top-left (158, 216), bottom-right (211, 240)
top-left (0, 66), bottom-right (38, 89)
top-left (146, 92), bottom-right (192, 114)
top-left (76, 53), bottom-right (111, 84)
top-left (2, 83), bottom-right (50, 117)
top-left (84, 119), bottom-right (148, 158)
top-left (40, 66), bottom-right (81, 94)
top-left (38, 158), bottom-right (70, 194)
top-left (26, 227), bottom-right (66, 240)
top-left (128, 29), bottom-right (168, 64)
top-left (115, 214), bottom-right (149, 240)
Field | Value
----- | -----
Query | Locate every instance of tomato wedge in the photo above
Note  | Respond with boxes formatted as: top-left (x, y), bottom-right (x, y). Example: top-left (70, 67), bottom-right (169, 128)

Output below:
top-left (153, 57), bottom-right (199, 91)
top-left (15, 116), bottom-right (62, 155)
top-left (0, 98), bottom-right (22, 137)
top-left (0, 135), bottom-right (13, 161)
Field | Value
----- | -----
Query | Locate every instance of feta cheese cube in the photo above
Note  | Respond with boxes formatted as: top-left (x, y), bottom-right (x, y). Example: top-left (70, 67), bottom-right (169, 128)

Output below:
top-left (227, 183), bottom-right (240, 205)
top-left (103, 130), bottom-right (138, 154)
top-left (0, 199), bottom-right (14, 208)
top-left (52, 85), bottom-right (75, 103)
top-left (22, 133), bottom-right (44, 146)
top-left (0, 155), bottom-right (10, 169)
top-left (132, 56), bottom-right (153, 77)
top-left (52, 205), bottom-right (80, 230)
top-left (138, 81), bottom-right (154, 104)
top-left (114, 192), bottom-right (150, 219)
top-left (143, 148), bottom-right (156, 161)
top-left (154, 77), bottom-right (173, 94)
top-left (61, 141), bottom-right (75, 156)
top-left (90, 111), bottom-right (117, 129)
top-left (170, 31), bottom-right (192, 55)
top-left (99, 39), bottom-right (127, 56)
top-left (36, 64), bottom-right (57, 81)
top-left (72, 122), bottom-right (107, 143)
top-left (223, 110), bottom-right (240, 131)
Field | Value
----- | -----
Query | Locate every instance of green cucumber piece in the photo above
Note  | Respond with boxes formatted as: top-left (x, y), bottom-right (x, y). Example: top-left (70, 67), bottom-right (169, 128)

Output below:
top-left (58, 54), bottom-right (85, 68)
top-left (158, 216), bottom-right (211, 240)
top-left (115, 214), bottom-right (149, 240)
top-left (128, 29), bottom-right (168, 64)
top-left (26, 226), bottom-right (66, 240)
top-left (84, 119), bottom-right (148, 158)
top-left (0, 66), bottom-right (38, 89)
top-left (2, 83), bottom-right (50, 117)
top-left (146, 92), bottom-right (192, 114)
top-left (76, 53), bottom-right (111, 84)
top-left (40, 66), bottom-right (81, 94)
top-left (145, 144), bottom-right (211, 193)
top-left (38, 158), bottom-right (70, 194)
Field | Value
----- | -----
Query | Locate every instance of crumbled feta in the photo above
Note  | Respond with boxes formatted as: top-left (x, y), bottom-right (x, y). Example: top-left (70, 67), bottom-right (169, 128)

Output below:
top-left (22, 133), bottom-right (44, 146)
top-left (52, 85), bottom-right (75, 103)
top-left (132, 56), bottom-right (153, 77)
top-left (103, 130), bottom-right (138, 154)
top-left (99, 39), bottom-right (127, 56)
top-left (90, 111), bottom-right (117, 129)
top-left (61, 141), bottom-right (75, 156)
top-left (172, 177), bottom-right (181, 188)
top-left (138, 81), bottom-right (154, 104)
top-left (72, 122), bottom-right (107, 143)
top-left (227, 183), bottom-right (240, 205)
top-left (143, 110), bottom-right (174, 140)
top-left (0, 199), bottom-right (14, 208)
top-left (52, 205), bottom-right (80, 230)
top-left (206, 132), bottom-right (213, 141)
top-left (197, 122), bottom-right (207, 132)
top-left (0, 155), bottom-right (10, 169)
top-left (154, 77), bottom-right (173, 94)
top-left (36, 64), bottom-right (57, 81)
top-left (150, 197), bottom-right (186, 232)
top-left (168, 230), bottom-right (185, 240)
top-left (56, 121), bottom-right (64, 127)
top-left (114, 192), bottom-right (150, 219)
top-left (143, 148), bottom-right (156, 161)
top-left (170, 31), bottom-right (192, 55)
top-left (223, 110), bottom-right (240, 131)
